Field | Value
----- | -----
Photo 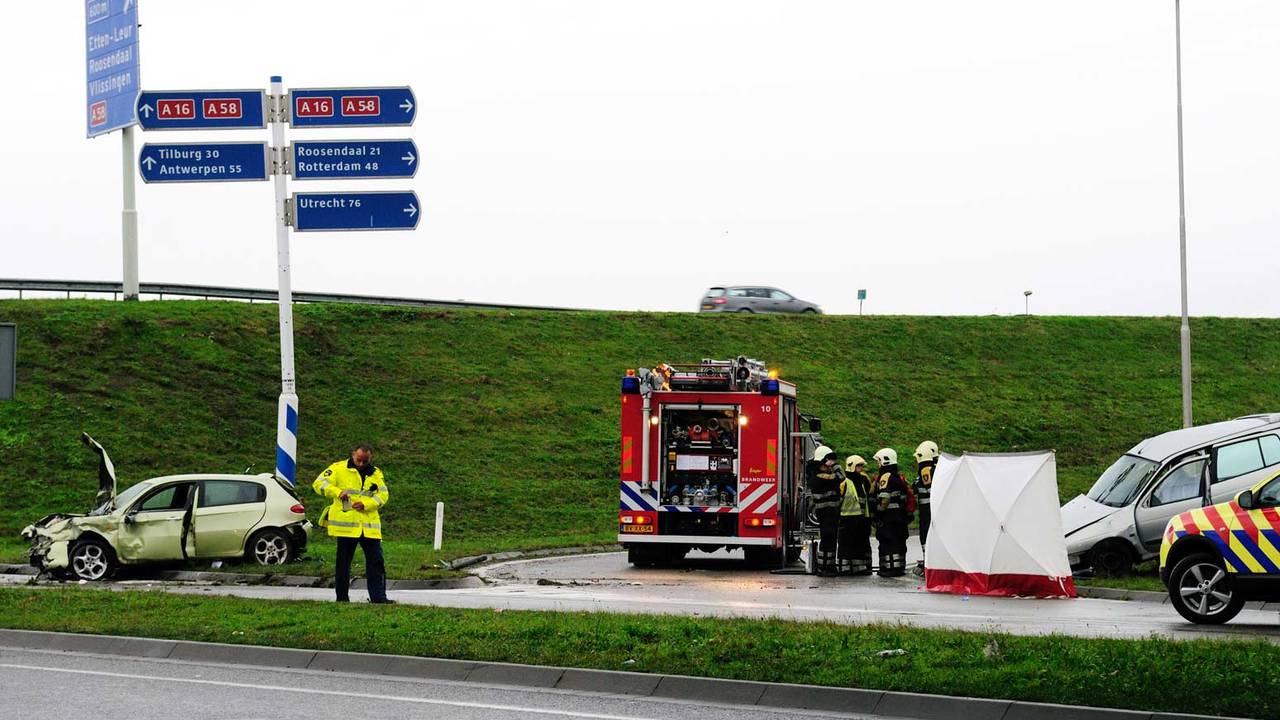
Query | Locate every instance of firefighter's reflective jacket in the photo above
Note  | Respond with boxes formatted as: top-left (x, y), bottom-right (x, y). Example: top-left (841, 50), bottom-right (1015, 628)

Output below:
top-left (807, 463), bottom-right (843, 513)
top-left (913, 461), bottom-right (936, 507)
top-left (840, 472), bottom-right (871, 517)
top-left (313, 459), bottom-right (389, 539)
top-left (872, 467), bottom-right (912, 522)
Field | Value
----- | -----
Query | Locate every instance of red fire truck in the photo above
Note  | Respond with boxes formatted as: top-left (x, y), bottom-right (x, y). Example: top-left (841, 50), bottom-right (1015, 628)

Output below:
top-left (618, 357), bottom-right (822, 567)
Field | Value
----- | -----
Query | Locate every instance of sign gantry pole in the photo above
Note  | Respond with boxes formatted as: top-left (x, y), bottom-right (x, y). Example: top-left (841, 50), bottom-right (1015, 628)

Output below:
top-left (270, 75), bottom-right (299, 485)
top-left (121, 125), bottom-right (140, 300)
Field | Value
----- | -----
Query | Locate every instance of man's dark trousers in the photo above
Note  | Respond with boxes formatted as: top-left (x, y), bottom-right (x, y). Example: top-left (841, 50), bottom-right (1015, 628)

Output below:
top-left (335, 536), bottom-right (387, 602)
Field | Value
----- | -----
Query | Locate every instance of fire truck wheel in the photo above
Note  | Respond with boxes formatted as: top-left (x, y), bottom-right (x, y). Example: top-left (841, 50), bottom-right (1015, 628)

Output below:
top-left (628, 546), bottom-right (675, 567)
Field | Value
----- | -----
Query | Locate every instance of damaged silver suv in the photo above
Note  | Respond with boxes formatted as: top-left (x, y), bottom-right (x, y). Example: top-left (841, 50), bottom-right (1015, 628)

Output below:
top-left (21, 434), bottom-right (311, 580)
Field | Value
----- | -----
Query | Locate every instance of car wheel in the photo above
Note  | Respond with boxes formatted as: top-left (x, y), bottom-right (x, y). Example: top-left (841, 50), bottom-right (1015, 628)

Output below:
top-left (802, 308), bottom-right (818, 314)
top-left (69, 537), bottom-right (116, 581)
top-left (736, 308), bottom-right (754, 313)
top-left (247, 528), bottom-right (293, 566)
top-left (1087, 541), bottom-right (1134, 575)
top-left (1167, 553), bottom-right (1244, 625)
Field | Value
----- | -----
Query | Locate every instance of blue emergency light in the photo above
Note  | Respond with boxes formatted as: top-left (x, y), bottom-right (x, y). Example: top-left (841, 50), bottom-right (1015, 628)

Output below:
top-left (761, 379), bottom-right (780, 395)
top-left (621, 376), bottom-right (641, 394)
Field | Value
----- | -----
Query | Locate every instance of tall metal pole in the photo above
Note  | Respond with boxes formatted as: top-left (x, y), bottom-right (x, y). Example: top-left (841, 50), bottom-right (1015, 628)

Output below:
top-left (1175, 0), bottom-right (1193, 428)
top-left (270, 75), bottom-right (299, 484)
top-left (121, 126), bottom-right (140, 300)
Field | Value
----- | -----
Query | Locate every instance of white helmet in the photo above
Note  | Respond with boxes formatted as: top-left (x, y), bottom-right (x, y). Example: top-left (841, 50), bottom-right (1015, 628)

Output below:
top-left (914, 440), bottom-right (939, 463)
top-left (812, 445), bottom-right (834, 463)
top-left (845, 455), bottom-right (866, 472)
top-left (874, 447), bottom-right (897, 466)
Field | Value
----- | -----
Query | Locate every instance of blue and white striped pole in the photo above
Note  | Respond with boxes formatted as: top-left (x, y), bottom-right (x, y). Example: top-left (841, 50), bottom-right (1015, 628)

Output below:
top-left (270, 74), bottom-right (299, 485)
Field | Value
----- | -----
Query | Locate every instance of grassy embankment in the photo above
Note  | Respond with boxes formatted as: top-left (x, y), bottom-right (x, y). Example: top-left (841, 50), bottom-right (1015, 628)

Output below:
top-left (0, 587), bottom-right (1272, 718)
top-left (2, 300), bottom-right (1278, 584)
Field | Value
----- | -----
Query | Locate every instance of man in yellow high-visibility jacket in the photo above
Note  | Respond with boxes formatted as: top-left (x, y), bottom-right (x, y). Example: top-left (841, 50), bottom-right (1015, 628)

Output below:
top-left (313, 444), bottom-right (392, 603)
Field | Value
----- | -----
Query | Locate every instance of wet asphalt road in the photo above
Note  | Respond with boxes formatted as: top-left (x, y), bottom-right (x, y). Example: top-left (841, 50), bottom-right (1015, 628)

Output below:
top-left (0, 646), bottom-right (881, 720)
top-left (7, 536), bottom-right (1278, 643)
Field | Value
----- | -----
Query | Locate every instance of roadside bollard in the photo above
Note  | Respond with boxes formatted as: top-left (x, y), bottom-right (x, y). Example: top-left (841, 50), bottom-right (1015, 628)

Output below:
top-left (434, 501), bottom-right (444, 550)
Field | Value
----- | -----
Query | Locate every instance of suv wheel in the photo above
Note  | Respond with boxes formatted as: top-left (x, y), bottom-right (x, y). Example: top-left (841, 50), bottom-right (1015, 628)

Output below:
top-left (69, 537), bottom-right (116, 581)
top-left (1167, 553), bottom-right (1244, 624)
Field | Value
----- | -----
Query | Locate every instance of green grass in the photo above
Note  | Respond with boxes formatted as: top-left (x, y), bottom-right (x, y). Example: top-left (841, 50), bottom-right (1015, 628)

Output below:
top-left (4, 300), bottom-right (1280, 566)
top-left (0, 587), bottom-right (1271, 718)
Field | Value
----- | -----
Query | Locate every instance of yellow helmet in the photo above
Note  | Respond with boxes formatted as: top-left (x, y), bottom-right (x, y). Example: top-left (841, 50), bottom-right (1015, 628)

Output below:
top-left (874, 447), bottom-right (898, 466)
top-left (914, 440), bottom-right (940, 463)
top-left (845, 455), bottom-right (866, 472)
top-left (812, 445), bottom-right (834, 463)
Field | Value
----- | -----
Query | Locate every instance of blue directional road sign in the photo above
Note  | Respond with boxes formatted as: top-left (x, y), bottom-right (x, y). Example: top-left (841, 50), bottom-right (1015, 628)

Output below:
top-left (292, 139), bottom-right (418, 180)
top-left (289, 87), bottom-right (415, 128)
top-left (139, 142), bottom-right (269, 184)
top-left (292, 192), bottom-right (420, 232)
top-left (136, 89), bottom-right (267, 130)
top-left (86, 0), bottom-right (141, 137)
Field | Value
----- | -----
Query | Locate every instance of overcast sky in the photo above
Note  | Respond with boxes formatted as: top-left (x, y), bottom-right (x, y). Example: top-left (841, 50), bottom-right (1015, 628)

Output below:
top-left (3, 1), bottom-right (1277, 315)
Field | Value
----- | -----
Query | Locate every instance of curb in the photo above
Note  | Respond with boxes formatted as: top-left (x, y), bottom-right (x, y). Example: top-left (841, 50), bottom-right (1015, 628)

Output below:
top-left (1074, 584), bottom-right (1280, 612)
top-left (0, 628), bottom-right (1236, 720)
top-left (0, 563), bottom-right (482, 591)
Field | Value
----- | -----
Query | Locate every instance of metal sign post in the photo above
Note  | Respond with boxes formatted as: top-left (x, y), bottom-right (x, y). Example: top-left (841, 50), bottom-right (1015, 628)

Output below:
top-left (857, 289), bottom-right (866, 316)
top-left (270, 76), bottom-right (299, 486)
top-left (1174, 0), bottom-right (1193, 428)
top-left (86, 0), bottom-right (143, 300)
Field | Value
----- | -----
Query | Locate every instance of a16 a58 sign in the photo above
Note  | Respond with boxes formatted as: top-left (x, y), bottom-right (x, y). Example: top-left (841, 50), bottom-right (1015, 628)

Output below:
top-left (289, 87), bottom-right (416, 128)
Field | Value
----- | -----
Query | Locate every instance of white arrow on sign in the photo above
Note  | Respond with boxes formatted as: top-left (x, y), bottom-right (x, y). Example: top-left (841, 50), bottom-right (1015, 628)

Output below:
top-left (141, 156), bottom-right (156, 171)
top-left (404, 203), bottom-right (418, 218)
top-left (400, 99), bottom-right (414, 113)
top-left (402, 150), bottom-right (416, 165)
top-left (139, 103), bottom-right (153, 118)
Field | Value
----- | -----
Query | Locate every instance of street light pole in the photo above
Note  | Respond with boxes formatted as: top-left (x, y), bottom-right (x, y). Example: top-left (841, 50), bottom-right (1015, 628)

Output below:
top-left (1175, 0), bottom-right (1193, 428)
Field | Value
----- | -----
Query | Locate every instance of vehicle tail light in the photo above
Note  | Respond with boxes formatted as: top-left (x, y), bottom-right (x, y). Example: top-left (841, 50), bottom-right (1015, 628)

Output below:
top-left (635, 515), bottom-right (652, 525)
top-left (621, 515), bottom-right (635, 524)
top-left (713, 298), bottom-right (727, 305)
top-left (746, 517), bottom-right (776, 527)
top-left (290, 504), bottom-right (306, 514)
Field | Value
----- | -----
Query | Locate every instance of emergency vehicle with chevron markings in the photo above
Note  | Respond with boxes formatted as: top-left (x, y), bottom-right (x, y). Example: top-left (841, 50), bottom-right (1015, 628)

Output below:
top-left (1160, 468), bottom-right (1280, 624)
top-left (618, 357), bottom-right (822, 567)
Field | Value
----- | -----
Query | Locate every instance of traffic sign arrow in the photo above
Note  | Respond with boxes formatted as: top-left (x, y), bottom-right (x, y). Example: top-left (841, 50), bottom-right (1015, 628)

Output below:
top-left (404, 203), bottom-right (418, 218)
top-left (402, 150), bottom-right (416, 165)
top-left (141, 156), bottom-right (156, 170)
top-left (139, 103), bottom-right (153, 118)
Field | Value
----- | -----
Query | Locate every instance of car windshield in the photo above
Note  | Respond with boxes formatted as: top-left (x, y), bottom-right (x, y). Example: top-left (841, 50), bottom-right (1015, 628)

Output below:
top-left (1086, 455), bottom-right (1160, 508)
top-left (89, 481), bottom-right (148, 516)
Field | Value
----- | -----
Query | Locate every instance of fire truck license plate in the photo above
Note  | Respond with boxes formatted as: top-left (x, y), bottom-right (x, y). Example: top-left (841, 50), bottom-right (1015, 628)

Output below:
top-left (621, 525), bottom-right (654, 534)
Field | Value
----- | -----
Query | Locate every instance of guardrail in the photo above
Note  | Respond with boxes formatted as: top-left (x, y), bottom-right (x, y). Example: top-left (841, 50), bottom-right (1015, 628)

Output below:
top-left (0, 279), bottom-right (578, 312)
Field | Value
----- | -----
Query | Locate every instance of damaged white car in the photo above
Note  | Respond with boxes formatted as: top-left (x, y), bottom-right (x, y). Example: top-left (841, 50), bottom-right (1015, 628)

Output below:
top-left (21, 434), bottom-right (311, 580)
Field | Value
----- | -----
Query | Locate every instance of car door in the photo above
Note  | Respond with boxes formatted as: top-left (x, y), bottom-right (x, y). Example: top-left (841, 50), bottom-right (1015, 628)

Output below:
top-left (769, 289), bottom-right (798, 313)
top-left (1209, 435), bottom-right (1280, 504)
top-left (118, 482), bottom-right (195, 562)
top-left (1134, 456), bottom-right (1207, 550)
top-left (193, 480), bottom-right (268, 557)
top-left (747, 287), bottom-right (775, 312)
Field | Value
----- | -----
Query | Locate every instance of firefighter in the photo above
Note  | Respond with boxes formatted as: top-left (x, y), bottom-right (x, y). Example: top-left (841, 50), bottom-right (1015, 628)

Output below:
top-left (837, 455), bottom-right (873, 576)
top-left (871, 447), bottom-right (912, 577)
top-left (807, 445), bottom-right (842, 576)
top-left (913, 440), bottom-right (940, 569)
top-left (313, 444), bottom-right (393, 604)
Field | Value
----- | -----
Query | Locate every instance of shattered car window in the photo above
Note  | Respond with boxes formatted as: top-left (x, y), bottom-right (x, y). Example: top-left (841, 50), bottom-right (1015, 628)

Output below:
top-left (90, 482), bottom-right (147, 516)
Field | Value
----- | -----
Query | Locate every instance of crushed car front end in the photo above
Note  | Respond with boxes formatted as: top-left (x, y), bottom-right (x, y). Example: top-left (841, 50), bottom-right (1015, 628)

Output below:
top-left (21, 514), bottom-right (80, 573)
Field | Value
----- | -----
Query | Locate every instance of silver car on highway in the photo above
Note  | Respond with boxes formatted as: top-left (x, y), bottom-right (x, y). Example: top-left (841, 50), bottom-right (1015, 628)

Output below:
top-left (1062, 413), bottom-right (1280, 573)
top-left (699, 286), bottom-right (822, 314)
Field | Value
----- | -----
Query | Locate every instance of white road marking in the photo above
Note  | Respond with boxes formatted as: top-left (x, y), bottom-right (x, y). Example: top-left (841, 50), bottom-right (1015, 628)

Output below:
top-left (0, 663), bottom-right (658, 720)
